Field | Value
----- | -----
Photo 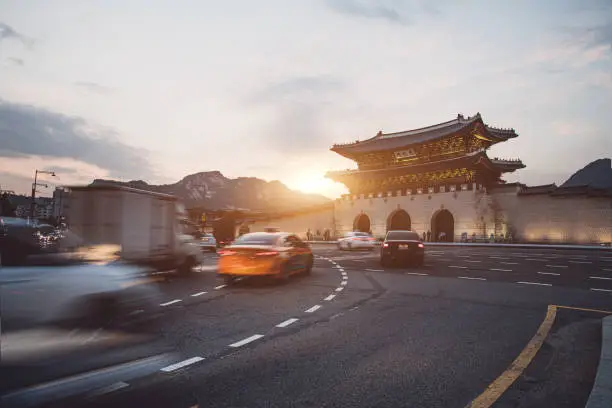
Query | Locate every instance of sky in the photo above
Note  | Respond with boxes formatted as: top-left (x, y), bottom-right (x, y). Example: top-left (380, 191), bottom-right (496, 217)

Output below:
top-left (0, 0), bottom-right (611, 199)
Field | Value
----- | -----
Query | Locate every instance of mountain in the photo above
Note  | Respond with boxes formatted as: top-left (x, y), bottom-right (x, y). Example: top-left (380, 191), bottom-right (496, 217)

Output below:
top-left (560, 158), bottom-right (612, 190)
top-left (91, 171), bottom-right (331, 211)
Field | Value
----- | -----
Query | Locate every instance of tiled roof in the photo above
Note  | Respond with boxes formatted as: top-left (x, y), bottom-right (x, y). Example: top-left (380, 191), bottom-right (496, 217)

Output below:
top-left (331, 113), bottom-right (518, 156)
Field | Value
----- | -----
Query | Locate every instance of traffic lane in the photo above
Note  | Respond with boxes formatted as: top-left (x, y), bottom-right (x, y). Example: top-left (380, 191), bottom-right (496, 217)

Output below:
top-left (322, 247), bottom-right (612, 292)
top-left (128, 262), bottom-right (362, 362)
top-left (85, 292), bottom-right (546, 408)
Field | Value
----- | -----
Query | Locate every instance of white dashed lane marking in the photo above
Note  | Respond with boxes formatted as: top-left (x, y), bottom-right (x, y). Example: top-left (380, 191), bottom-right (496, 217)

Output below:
top-left (406, 272), bottom-right (428, 276)
top-left (229, 334), bottom-right (264, 348)
top-left (465, 260), bottom-right (481, 263)
top-left (590, 276), bottom-right (612, 281)
top-left (160, 299), bottom-right (182, 306)
top-left (324, 294), bottom-right (336, 301)
top-left (449, 265), bottom-right (467, 269)
top-left (191, 291), bottom-right (207, 297)
top-left (570, 260), bottom-right (592, 264)
top-left (538, 272), bottom-right (560, 276)
top-left (591, 288), bottom-right (612, 293)
top-left (335, 287), bottom-right (344, 292)
top-left (546, 265), bottom-right (568, 268)
top-left (458, 276), bottom-right (486, 281)
top-left (276, 318), bottom-right (299, 328)
top-left (500, 262), bottom-right (519, 265)
top-left (490, 268), bottom-right (512, 272)
top-left (305, 305), bottom-right (322, 313)
top-left (365, 269), bottom-right (384, 272)
top-left (160, 357), bottom-right (205, 372)
top-left (517, 281), bottom-right (552, 287)
top-left (214, 284), bottom-right (227, 290)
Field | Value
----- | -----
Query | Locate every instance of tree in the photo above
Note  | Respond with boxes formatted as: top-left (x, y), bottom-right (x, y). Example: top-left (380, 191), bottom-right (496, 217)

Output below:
top-left (0, 193), bottom-right (16, 217)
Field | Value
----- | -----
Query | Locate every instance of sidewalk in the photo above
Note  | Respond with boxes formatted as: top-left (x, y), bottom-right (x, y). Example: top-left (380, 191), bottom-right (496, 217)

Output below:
top-left (586, 316), bottom-right (612, 408)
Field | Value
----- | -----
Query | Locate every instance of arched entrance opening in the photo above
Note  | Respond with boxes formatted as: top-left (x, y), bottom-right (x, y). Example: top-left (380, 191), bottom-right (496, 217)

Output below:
top-left (431, 209), bottom-right (454, 242)
top-left (353, 213), bottom-right (371, 233)
top-left (387, 210), bottom-right (411, 231)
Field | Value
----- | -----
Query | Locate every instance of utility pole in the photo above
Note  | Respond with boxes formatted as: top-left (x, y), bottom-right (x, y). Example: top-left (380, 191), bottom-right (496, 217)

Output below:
top-left (30, 170), bottom-right (56, 219)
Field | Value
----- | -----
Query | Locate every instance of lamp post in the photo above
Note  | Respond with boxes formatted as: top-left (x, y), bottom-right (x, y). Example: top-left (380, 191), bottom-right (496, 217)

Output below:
top-left (30, 170), bottom-right (55, 219)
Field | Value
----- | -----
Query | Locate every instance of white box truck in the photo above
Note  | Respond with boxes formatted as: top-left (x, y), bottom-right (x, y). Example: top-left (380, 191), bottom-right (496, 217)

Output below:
top-left (66, 184), bottom-right (203, 275)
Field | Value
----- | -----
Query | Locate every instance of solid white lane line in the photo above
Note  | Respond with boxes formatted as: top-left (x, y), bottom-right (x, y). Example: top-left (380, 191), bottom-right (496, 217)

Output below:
top-left (517, 281), bottom-right (552, 287)
top-left (160, 299), bottom-right (182, 306)
top-left (458, 276), bottom-right (486, 280)
top-left (335, 287), bottom-right (344, 292)
top-left (365, 269), bottom-right (384, 272)
top-left (191, 291), bottom-right (207, 297)
top-left (591, 288), bottom-right (612, 293)
top-left (590, 276), bottom-right (612, 280)
top-left (490, 268), bottom-right (512, 272)
top-left (229, 334), bottom-right (265, 348)
top-left (501, 262), bottom-right (519, 265)
top-left (160, 357), bottom-right (205, 372)
top-left (449, 265), bottom-right (467, 269)
top-left (538, 272), bottom-right (560, 276)
top-left (406, 272), bottom-right (428, 276)
top-left (276, 318), bottom-right (299, 328)
top-left (324, 294), bottom-right (336, 301)
top-left (305, 305), bottom-right (321, 313)
top-left (214, 284), bottom-right (226, 290)
top-left (570, 260), bottom-right (592, 264)
top-left (546, 265), bottom-right (568, 268)
top-left (465, 260), bottom-right (481, 263)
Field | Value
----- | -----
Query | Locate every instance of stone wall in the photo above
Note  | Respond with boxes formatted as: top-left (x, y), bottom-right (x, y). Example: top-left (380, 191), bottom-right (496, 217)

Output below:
top-left (491, 186), bottom-right (612, 244)
top-left (246, 206), bottom-right (335, 240)
top-left (334, 184), bottom-right (496, 240)
top-left (241, 186), bottom-right (612, 244)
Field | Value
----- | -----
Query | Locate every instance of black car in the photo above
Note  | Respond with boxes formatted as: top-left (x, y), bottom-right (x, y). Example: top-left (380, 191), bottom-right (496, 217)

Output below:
top-left (380, 230), bottom-right (425, 266)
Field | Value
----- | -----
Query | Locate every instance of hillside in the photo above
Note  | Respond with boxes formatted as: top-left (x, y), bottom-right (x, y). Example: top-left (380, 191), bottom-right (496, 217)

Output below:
top-left (560, 158), bottom-right (612, 190)
top-left (91, 171), bottom-right (330, 211)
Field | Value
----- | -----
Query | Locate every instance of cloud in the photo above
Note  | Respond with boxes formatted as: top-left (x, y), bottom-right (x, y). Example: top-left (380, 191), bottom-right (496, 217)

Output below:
top-left (0, 99), bottom-right (153, 180)
top-left (325, 0), bottom-right (445, 25)
top-left (7, 57), bottom-right (24, 67)
top-left (74, 82), bottom-right (114, 95)
top-left (249, 76), bottom-right (346, 155)
top-left (0, 21), bottom-right (34, 47)
top-left (326, 0), bottom-right (405, 24)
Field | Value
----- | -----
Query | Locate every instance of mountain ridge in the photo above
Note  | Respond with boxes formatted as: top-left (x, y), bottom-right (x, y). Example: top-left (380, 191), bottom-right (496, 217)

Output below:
top-left (91, 171), bottom-right (330, 211)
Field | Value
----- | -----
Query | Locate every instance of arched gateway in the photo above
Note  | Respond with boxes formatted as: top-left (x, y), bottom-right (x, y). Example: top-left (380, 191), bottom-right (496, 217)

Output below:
top-left (387, 209), bottom-right (411, 231)
top-left (431, 209), bottom-right (454, 242)
top-left (353, 213), bottom-right (371, 233)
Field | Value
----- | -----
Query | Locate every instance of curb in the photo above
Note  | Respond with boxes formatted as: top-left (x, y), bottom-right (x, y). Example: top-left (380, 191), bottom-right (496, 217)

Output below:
top-left (586, 316), bottom-right (612, 408)
top-left (305, 241), bottom-right (612, 251)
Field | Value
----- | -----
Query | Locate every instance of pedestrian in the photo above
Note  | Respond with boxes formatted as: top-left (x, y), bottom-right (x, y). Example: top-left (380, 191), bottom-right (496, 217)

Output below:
top-left (306, 228), bottom-right (312, 241)
top-left (426, 230), bottom-right (431, 242)
top-left (422, 232), bottom-right (426, 242)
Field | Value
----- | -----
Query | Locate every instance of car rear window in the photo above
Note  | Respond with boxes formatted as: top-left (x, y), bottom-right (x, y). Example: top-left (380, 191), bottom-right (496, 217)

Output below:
top-left (232, 233), bottom-right (279, 246)
top-left (386, 231), bottom-right (420, 241)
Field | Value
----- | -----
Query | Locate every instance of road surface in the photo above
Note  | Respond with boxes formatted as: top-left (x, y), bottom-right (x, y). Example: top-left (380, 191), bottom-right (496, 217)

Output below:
top-left (3, 245), bottom-right (612, 408)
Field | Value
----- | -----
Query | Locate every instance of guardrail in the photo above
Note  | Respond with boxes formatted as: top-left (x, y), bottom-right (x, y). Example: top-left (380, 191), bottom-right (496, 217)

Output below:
top-left (305, 241), bottom-right (612, 251)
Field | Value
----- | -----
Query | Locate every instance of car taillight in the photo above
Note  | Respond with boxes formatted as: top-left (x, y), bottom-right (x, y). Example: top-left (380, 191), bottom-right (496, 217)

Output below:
top-left (219, 250), bottom-right (235, 256)
top-left (383, 243), bottom-right (389, 248)
top-left (256, 251), bottom-right (278, 256)
top-left (418, 243), bottom-right (424, 248)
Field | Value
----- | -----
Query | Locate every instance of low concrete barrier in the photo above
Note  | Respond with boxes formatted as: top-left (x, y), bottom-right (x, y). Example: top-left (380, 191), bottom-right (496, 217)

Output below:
top-left (586, 316), bottom-right (612, 408)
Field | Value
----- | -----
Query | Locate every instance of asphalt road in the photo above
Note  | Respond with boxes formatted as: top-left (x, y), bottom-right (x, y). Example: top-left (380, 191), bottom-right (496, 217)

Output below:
top-left (4, 245), bottom-right (612, 408)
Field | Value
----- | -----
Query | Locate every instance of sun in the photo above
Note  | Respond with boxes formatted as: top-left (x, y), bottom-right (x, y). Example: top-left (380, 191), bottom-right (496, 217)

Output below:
top-left (290, 174), bottom-right (347, 198)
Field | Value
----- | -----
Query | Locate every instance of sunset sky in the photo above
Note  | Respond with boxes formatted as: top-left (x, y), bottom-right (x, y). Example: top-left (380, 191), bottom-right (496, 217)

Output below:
top-left (1, 0), bottom-right (610, 198)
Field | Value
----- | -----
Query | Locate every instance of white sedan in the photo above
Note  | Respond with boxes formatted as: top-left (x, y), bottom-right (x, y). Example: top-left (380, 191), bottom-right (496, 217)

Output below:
top-left (337, 232), bottom-right (377, 250)
top-left (199, 233), bottom-right (217, 252)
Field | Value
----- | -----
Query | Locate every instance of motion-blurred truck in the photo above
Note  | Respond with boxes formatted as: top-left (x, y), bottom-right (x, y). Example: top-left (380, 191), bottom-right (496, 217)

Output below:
top-left (67, 184), bottom-right (203, 276)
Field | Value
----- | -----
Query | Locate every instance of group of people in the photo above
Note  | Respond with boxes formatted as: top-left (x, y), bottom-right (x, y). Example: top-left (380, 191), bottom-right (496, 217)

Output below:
top-left (306, 228), bottom-right (332, 241)
top-left (421, 230), bottom-right (450, 242)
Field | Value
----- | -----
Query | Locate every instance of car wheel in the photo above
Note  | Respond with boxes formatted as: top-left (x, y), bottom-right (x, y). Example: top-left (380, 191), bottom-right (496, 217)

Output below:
top-left (337, 242), bottom-right (343, 250)
top-left (347, 242), bottom-right (352, 251)
top-left (223, 275), bottom-right (236, 285)
top-left (178, 256), bottom-right (196, 277)
top-left (303, 255), bottom-right (313, 275)
top-left (415, 257), bottom-right (424, 267)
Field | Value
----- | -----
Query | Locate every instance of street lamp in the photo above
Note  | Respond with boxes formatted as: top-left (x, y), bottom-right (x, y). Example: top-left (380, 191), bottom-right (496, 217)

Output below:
top-left (30, 170), bottom-right (56, 219)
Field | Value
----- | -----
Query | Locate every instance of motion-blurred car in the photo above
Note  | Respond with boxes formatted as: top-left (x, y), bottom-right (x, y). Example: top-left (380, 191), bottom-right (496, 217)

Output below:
top-left (0, 242), bottom-right (164, 334)
top-left (217, 232), bottom-right (313, 284)
top-left (0, 217), bottom-right (44, 265)
top-left (380, 230), bottom-right (425, 266)
top-left (199, 233), bottom-right (217, 252)
top-left (337, 231), bottom-right (377, 251)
